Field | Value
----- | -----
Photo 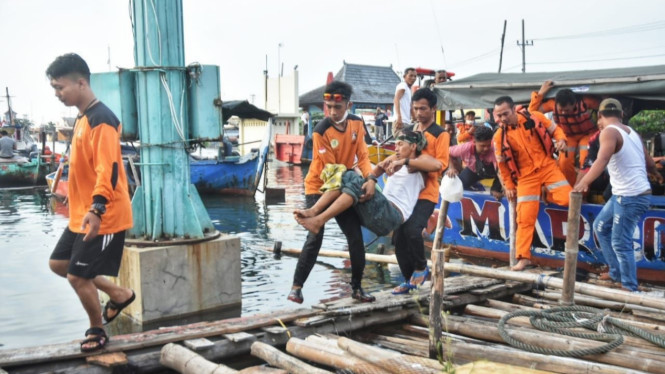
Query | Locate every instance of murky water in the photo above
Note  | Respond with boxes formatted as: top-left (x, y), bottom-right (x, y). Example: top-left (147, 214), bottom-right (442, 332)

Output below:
top-left (0, 161), bottom-right (394, 349)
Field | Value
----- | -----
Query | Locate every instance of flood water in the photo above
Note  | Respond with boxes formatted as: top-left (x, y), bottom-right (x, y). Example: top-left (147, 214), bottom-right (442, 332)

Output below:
top-left (0, 161), bottom-right (395, 349)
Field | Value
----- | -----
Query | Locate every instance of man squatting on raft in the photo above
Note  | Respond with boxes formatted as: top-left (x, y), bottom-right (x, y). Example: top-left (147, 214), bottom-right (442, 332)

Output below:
top-left (294, 130), bottom-right (435, 238)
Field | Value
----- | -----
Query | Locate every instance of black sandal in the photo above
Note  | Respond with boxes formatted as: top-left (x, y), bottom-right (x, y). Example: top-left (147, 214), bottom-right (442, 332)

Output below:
top-left (80, 327), bottom-right (108, 353)
top-left (103, 290), bottom-right (135, 324)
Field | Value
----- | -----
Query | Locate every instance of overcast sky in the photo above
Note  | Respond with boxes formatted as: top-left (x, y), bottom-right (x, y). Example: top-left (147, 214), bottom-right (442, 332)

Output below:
top-left (1, 0), bottom-right (664, 124)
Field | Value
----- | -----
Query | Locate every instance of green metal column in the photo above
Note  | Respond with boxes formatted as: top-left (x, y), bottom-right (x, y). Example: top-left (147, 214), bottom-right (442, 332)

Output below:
top-left (128, 0), bottom-right (215, 241)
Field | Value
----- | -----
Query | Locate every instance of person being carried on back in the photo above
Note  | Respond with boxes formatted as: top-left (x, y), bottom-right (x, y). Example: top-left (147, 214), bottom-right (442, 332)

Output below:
top-left (294, 130), bottom-right (436, 239)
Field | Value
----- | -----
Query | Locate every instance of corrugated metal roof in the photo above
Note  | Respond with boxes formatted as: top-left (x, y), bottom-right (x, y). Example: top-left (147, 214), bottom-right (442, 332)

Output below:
top-left (300, 62), bottom-right (400, 106)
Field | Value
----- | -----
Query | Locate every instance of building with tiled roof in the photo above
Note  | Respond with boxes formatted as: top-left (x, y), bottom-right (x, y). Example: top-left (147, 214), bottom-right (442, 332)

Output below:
top-left (300, 62), bottom-right (400, 114)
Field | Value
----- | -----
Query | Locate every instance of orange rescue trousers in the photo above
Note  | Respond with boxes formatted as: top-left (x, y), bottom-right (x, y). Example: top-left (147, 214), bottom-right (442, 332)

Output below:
top-left (515, 163), bottom-right (571, 260)
top-left (558, 133), bottom-right (590, 187)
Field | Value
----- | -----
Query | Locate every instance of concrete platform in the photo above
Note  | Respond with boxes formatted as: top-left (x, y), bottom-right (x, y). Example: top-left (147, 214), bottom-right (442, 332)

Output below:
top-left (114, 235), bottom-right (241, 323)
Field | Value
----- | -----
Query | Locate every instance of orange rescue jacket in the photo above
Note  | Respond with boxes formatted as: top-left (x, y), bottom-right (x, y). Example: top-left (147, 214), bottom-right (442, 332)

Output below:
top-left (529, 91), bottom-right (599, 136)
top-left (494, 109), bottom-right (566, 189)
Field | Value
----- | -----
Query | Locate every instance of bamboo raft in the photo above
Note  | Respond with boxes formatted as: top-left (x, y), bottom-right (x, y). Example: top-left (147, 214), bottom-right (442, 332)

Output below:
top-left (2, 259), bottom-right (665, 374)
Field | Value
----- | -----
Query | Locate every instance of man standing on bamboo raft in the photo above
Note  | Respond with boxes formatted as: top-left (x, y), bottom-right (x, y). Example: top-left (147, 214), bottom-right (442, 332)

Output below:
top-left (574, 99), bottom-right (658, 292)
top-left (288, 81), bottom-right (377, 304)
top-left (390, 88), bottom-right (448, 294)
top-left (493, 96), bottom-right (571, 271)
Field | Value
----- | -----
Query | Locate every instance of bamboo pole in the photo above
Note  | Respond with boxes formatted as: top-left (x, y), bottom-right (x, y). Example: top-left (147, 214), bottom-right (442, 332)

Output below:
top-left (443, 262), bottom-right (665, 310)
top-left (509, 199), bottom-right (517, 268)
top-left (160, 343), bottom-right (237, 374)
top-left (277, 247), bottom-right (399, 264)
top-left (562, 191), bottom-right (583, 305)
top-left (250, 341), bottom-right (332, 374)
top-left (337, 337), bottom-right (441, 374)
top-left (429, 199), bottom-right (449, 359)
top-left (286, 337), bottom-right (389, 374)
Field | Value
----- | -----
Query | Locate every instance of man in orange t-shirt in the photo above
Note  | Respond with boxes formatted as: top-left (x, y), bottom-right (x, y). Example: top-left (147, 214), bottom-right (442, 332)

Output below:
top-left (46, 53), bottom-right (133, 352)
top-left (288, 81), bottom-right (377, 304)
top-left (387, 88), bottom-right (448, 294)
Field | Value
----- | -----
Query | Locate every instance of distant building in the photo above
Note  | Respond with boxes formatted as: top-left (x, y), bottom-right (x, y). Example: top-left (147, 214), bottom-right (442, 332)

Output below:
top-left (299, 62), bottom-right (400, 117)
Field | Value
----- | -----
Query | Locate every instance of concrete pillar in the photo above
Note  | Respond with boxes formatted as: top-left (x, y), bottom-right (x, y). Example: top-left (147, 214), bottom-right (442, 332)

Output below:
top-left (115, 236), bottom-right (241, 323)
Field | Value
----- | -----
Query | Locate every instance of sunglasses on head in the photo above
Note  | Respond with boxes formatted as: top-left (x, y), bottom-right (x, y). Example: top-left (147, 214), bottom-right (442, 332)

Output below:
top-left (323, 93), bottom-right (346, 102)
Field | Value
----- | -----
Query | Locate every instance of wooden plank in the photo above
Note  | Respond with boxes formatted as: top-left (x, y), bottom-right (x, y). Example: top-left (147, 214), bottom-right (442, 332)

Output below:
top-left (0, 308), bottom-right (317, 367)
top-left (183, 338), bottom-right (215, 351)
top-left (85, 352), bottom-right (128, 367)
top-left (443, 282), bottom-right (533, 308)
top-left (456, 361), bottom-right (551, 373)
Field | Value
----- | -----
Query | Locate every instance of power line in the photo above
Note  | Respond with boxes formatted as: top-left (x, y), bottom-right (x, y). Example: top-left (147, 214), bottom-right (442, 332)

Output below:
top-left (532, 20), bottom-right (665, 41)
top-left (528, 53), bottom-right (665, 65)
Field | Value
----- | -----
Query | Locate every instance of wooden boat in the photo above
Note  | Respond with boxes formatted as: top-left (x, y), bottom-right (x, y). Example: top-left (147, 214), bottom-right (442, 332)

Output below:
top-left (190, 120), bottom-right (272, 196)
top-left (364, 65), bottom-right (665, 283)
top-left (0, 156), bottom-right (44, 187)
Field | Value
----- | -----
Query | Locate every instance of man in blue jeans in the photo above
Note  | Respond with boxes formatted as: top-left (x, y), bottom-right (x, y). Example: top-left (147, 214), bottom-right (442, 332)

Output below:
top-left (574, 98), bottom-right (659, 292)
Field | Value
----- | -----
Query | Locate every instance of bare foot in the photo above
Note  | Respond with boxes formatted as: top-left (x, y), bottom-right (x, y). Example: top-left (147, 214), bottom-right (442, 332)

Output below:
top-left (294, 208), bottom-right (316, 218)
top-left (298, 216), bottom-right (324, 234)
top-left (511, 259), bottom-right (532, 271)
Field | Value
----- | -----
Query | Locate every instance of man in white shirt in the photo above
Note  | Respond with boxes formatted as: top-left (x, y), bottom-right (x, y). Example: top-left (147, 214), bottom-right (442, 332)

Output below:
top-left (574, 98), bottom-right (658, 292)
top-left (393, 68), bottom-right (417, 133)
top-left (0, 130), bottom-right (15, 159)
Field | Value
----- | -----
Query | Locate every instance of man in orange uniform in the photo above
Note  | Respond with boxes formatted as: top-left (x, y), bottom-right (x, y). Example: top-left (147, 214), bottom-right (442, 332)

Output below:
top-left (389, 88), bottom-right (448, 294)
top-left (288, 81), bottom-right (377, 304)
top-left (529, 80), bottom-right (600, 186)
top-left (493, 96), bottom-right (571, 271)
top-left (46, 53), bottom-right (134, 352)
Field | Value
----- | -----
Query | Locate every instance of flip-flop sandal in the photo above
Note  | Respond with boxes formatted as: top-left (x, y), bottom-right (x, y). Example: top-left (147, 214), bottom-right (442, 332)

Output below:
top-left (409, 266), bottom-right (430, 286)
top-left (391, 282), bottom-right (415, 295)
top-left (80, 327), bottom-right (108, 353)
top-left (103, 290), bottom-right (135, 324)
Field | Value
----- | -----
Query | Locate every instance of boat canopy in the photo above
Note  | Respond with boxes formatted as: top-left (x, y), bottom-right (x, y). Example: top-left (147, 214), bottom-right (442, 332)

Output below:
top-left (433, 65), bottom-right (665, 113)
top-left (222, 100), bottom-right (274, 122)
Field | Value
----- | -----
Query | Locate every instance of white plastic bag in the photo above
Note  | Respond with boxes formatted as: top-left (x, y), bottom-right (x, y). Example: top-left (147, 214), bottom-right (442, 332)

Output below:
top-left (440, 175), bottom-right (463, 203)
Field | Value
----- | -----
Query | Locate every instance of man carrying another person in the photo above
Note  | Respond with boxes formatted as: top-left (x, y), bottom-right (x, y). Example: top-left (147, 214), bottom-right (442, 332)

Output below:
top-left (288, 81), bottom-right (377, 304)
top-left (493, 96), bottom-right (571, 271)
top-left (529, 80), bottom-right (600, 186)
top-left (387, 88), bottom-right (449, 294)
top-left (294, 130), bottom-right (435, 240)
top-left (574, 99), bottom-right (659, 292)
top-left (393, 67), bottom-right (417, 134)
top-left (447, 125), bottom-right (503, 201)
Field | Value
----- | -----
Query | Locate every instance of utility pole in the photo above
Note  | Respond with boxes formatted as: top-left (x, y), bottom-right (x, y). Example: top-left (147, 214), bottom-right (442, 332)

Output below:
top-left (516, 19), bottom-right (533, 73)
top-left (498, 20), bottom-right (507, 73)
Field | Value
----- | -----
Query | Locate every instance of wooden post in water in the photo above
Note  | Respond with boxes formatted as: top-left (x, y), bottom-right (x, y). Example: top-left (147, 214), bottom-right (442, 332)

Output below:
top-left (429, 200), bottom-right (449, 359)
top-left (561, 191), bottom-right (583, 305)
top-left (509, 199), bottom-right (517, 268)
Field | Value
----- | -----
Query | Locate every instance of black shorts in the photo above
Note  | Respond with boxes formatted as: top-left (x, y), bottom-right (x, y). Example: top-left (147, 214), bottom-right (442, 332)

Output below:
top-left (50, 228), bottom-right (126, 279)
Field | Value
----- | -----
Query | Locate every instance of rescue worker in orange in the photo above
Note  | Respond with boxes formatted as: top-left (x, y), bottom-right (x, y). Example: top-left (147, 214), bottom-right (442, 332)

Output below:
top-left (493, 96), bottom-right (571, 271)
top-left (529, 80), bottom-right (600, 186)
top-left (456, 111), bottom-right (477, 144)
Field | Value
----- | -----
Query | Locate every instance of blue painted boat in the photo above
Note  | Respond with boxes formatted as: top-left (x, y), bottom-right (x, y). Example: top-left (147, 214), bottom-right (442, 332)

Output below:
top-left (190, 121), bottom-right (272, 196)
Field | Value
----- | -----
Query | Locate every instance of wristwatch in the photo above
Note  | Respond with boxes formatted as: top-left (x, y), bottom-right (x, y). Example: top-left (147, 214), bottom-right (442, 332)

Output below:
top-left (404, 158), bottom-right (410, 166)
top-left (90, 202), bottom-right (106, 216)
top-left (367, 174), bottom-right (378, 183)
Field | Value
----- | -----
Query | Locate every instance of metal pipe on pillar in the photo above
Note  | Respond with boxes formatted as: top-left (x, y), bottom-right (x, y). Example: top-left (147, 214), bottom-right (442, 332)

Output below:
top-left (90, 0), bottom-right (241, 323)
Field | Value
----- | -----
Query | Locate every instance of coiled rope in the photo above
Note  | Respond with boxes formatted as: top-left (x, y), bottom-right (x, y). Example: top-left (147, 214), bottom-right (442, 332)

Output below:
top-left (497, 305), bottom-right (665, 357)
